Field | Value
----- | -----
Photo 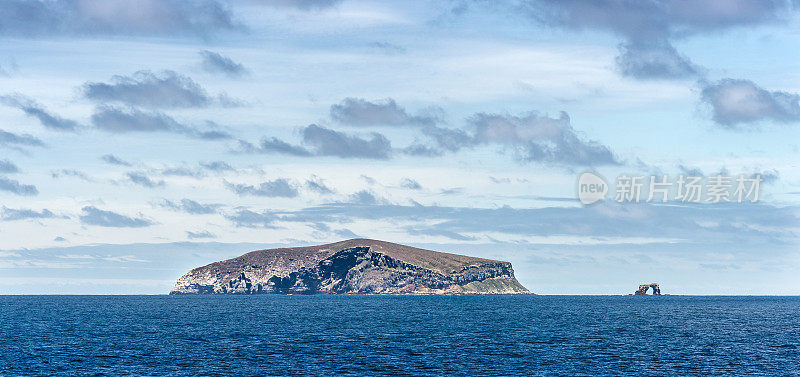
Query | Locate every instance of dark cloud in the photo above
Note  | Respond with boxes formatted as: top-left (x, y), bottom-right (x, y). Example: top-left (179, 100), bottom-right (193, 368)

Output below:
top-left (51, 169), bottom-right (94, 182)
top-left (225, 209), bottom-right (279, 228)
top-left (0, 129), bottom-right (45, 149)
top-left (306, 175), bottom-right (335, 194)
top-left (1, 206), bottom-right (55, 221)
top-left (200, 161), bottom-right (235, 172)
top-left (400, 178), bottom-right (422, 190)
top-left (237, 137), bottom-right (313, 156)
top-left (240, 124), bottom-right (391, 159)
top-left (0, 176), bottom-right (38, 195)
top-left (186, 230), bottom-right (216, 239)
top-left (421, 125), bottom-right (474, 152)
top-left (0, 0), bottom-right (238, 38)
top-left (615, 41), bottom-right (698, 79)
top-left (199, 50), bottom-right (247, 77)
top-left (469, 111), bottom-right (619, 166)
top-left (348, 190), bottom-right (380, 205)
top-left (84, 70), bottom-right (238, 108)
top-left (101, 154), bottom-right (131, 167)
top-left (303, 124), bottom-right (391, 159)
top-left (79, 206), bottom-right (153, 228)
top-left (91, 106), bottom-right (233, 139)
top-left (126, 172), bottom-right (165, 188)
top-left (0, 159), bottom-right (19, 174)
top-left (330, 98), bottom-right (439, 127)
top-left (0, 94), bottom-right (79, 131)
top-left (225, 178), bottom-right (299, 197)
top-left (516, 0), bottom-right (791, 80)
top-left (160, 199), bottom-right (221, 214)
top-left (700, 78), bottom-right (800, 127)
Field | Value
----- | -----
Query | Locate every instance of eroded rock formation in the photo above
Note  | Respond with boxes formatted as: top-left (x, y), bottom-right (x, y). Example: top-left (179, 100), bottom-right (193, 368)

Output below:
top-left (170, 239), bottom-right (530, 295)
top-left (634, 283), bottom-right (661, 295)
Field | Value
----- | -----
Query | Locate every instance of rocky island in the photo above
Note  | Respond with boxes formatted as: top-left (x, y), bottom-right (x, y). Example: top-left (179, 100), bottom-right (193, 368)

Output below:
top-left (634, 283), bottom-right (661, 295)
top-left (170, 239), bottom-right (529, 295)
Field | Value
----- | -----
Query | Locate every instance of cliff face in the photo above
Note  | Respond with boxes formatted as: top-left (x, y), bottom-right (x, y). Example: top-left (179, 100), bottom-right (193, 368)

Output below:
top-left (170, 239), bottom-right (530, 295)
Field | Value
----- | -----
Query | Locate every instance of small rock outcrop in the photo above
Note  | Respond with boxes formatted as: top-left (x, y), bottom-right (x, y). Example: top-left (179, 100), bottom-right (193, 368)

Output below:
top-left (170, 239), bottom-right (530, 295)
top-left (634, 283), bottom-right (661, 295)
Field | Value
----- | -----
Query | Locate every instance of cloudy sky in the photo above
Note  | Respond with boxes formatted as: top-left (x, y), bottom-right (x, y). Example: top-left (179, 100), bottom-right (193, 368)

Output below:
top-left (1, 0), bottom-right (798, 294)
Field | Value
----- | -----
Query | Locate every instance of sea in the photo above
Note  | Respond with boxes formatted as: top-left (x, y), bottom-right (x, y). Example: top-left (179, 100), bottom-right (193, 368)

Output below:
top-left (1, 295), bottom-right (798, 376)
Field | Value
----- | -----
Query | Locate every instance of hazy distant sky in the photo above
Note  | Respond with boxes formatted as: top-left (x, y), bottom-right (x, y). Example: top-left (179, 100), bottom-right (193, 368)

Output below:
top-left (1, 0), bottom-right (798, 294)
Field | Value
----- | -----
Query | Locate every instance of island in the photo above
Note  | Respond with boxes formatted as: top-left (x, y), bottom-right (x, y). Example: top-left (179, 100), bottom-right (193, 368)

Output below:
top-left (634, 283), bottom-right (661, 295)
top-left (170, 238), bottom-right (529, 295)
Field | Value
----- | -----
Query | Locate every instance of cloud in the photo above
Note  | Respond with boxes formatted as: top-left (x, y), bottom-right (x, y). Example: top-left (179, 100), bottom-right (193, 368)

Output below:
top-left (0, 176), bottom-right (38, 196)
top-left (238, 137), bottom-right (313, 156)
top-left (615, 41), bottom-right (699, 79)
top-left (404, 227), bottom-right (476, 241)
top-left (257, 0), bottom-right (343, 10)
top-left (1, 206), bottom-right (55, 221)
top-left (367, 41), bottom-right (406, 55)
top-left (756, 169), bottom-right (779, 185)
top-left (306, 175), bottom-right (335, 194)
top-left (400, 178), bottom-right (422, 190)
top-left (0, 160), bottom-right (19, 174)
top-left (278, 200), bottom-right (798, 246)
top-left (0, 94), bottom-right (79, 131)
top-left (303, 124), bottom-right (392, 159)
top-left (200, 161), bottom-right (234, 172)
top-left (348, 190), bottom-right (381, 205)
top-left (51, 169), bottom-right (94, 182)
top-left (186, 230), bottom-right (216, 239)
top-left (101, 154), bottom-right (131, 166)
top-left (225, 178), bottom-right (299, 197)
top-left (199, 50), bottom-right (247, 77)
top-left (240, 124), bottom-right (392, 159)
top-left (700, 78), bottom-right (800, 127)
top-left (160, 199), bottom-right (222, 214)
top-left (225, 209), bottom-right (279, 228)
top-left (90, 106), bottom-right (233, 139)
top-left (79, 206), bottom-right (153, 228)
top-left (420, 125), bottom-right (474, 152)
top-left (402, 143), bottom-right (443, 157)
top-left (161, 167), bottom-right (204, 178)
top-left (330, 98), bottom-right (439, 127)
top-left (469, 111), bottom-right (619, 166)
top-left (126, 172), bottom-right (165, 188)
top-left (0, 129), bottom-right (45, 149)
top-left (516, 0), bottom-right (791, 80)
top-left (0, 0), bottom-right (238, 38)
top-left (84, 70), bottom-right (238, 108)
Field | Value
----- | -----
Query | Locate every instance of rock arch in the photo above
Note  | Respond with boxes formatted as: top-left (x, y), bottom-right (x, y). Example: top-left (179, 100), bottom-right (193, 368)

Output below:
top-left (634, 283), bottom-right (661, 295)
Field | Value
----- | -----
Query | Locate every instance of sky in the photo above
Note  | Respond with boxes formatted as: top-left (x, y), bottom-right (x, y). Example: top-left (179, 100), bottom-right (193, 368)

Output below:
top-left (0, 0), bottom-right (798, 295)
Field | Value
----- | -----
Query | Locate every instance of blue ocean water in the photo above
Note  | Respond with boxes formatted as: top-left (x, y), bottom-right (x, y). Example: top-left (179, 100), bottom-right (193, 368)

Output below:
top-left (1, 295), bottom-right (799, 376)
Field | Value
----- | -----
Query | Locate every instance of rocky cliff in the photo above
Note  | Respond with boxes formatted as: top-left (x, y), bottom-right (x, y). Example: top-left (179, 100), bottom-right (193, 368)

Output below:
top-left (170, 239), bottom-right (530, 295)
